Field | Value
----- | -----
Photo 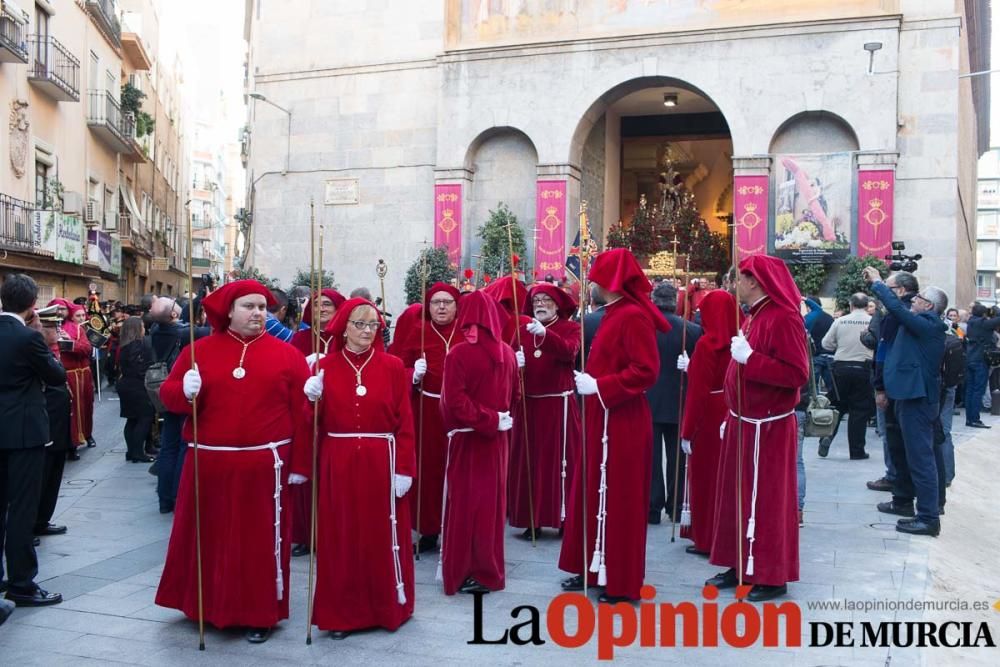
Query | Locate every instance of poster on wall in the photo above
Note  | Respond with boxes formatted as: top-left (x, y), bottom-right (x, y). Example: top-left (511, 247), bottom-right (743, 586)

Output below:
top-left (772, 153), bottom-right (852, 264)
top-left (111, 237), bottom-right (122, 276)
top-left (32, 210), bottom-right (58, 255)
top-left (55, 215), bottom-right (84, 265)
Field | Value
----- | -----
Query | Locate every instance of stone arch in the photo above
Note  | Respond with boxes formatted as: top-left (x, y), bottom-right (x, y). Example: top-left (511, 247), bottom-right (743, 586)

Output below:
top-left (768, 111), bottom-right (860, 154)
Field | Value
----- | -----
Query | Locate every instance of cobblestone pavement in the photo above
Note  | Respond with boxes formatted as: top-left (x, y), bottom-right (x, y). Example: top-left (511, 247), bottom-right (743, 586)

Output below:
top-left (1, 391), bottom-right (997, 666)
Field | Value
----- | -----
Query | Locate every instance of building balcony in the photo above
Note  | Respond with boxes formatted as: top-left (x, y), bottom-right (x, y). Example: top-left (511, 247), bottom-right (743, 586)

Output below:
top-left (0, 3), bottom-right (29, 63)
top-left (87, 90), bottom-right (136, 154)
top-left (0, 193), bottom-right (34, 251)
top-left (28, 35), bottom-right (80, 102)
top-left (120, 31), bottom-right (151, 70)
top-left (85, 0), bottom-right (121, 47)
top-left (191, 256), bottom-right (211, 270)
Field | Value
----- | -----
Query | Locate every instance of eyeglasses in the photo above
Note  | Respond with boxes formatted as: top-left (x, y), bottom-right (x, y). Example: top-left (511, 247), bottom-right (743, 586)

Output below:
top-left (429, 299), bottom-right (456, 307)
top-left (349, 320), bottom-right (380, 332)
top-left (532, 296), bottom-right (556, 306)
top-left (914, 294), bottom-right (932, 306)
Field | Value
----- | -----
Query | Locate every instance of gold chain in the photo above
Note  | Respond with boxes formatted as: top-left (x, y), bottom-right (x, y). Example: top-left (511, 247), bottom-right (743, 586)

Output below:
top-left (226, 329), bottom-right (267, 372)
top-left (429, 321), bottom-right (456, 354)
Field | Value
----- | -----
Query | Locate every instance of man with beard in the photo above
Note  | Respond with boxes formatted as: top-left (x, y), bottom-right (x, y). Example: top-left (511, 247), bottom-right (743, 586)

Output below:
top-left (508, 283), bottom-right (581, 538)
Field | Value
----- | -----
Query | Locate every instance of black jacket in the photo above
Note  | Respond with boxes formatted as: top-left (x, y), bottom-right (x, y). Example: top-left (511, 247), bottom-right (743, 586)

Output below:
top-left (117, 340), bottom-right (155, 418)
top-left (965, 315), bottom-right (1000, 366)
top-left (0, 315), bottom-right (67, 450)
top-left (646, 311), bottom-right (702, 423)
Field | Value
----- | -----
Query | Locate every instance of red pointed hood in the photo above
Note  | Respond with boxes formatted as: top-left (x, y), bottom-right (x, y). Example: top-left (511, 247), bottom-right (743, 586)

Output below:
top-left (739, 254), bottom-right (802, 315)
top-left (697, 290), bottom-right (739, 352)
top-left (325, 297), bottom-right (385, 353)
top-left (589, 248), bottom-right (670, 333)
top-left (456, 290), bottom-right (504, 355)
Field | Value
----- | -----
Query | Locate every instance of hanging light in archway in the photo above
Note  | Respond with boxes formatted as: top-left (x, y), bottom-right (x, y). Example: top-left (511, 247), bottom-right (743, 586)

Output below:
top-left (663, 93), bottom-right (678, 107)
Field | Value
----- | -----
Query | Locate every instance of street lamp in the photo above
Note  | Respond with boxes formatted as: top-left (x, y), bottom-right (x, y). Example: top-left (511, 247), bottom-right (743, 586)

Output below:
top-left (248, 92), bottom-right (291, 175)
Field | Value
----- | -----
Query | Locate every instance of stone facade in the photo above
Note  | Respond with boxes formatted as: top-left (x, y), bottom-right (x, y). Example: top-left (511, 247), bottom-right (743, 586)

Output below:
top-left (243, 0), bottom-right (987, 308)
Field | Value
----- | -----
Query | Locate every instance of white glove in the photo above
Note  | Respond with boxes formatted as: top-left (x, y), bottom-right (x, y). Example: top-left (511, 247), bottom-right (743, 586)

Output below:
top-left (720, 421), bottom-right (727, 440)
top-left (730, 333), bottom-right (753, 364)
top-left (183, 369), bottom-right (202, 400)
top-left (526, 318), bottom-right (545, 336)
top-left (304, 370), bottom-right (324, 402)
top-left (288, 473), bottom-right (308, 485)
top-left (574, 371), bottom-right (598, 396)
top-left (498, 411), bottom-right (513, 431)
top-left (515, 349), bottom-right (526, 368)
top-left (676, 352), bottom-right (690, 372)
top-left (304, 352), bottom-right (325, 368)
top-left (394, 474), bottom-right (413, 498)
top-left (681, 439), bottom-right (692, 456)
top-left (412, 358), bottom-right (427, 384)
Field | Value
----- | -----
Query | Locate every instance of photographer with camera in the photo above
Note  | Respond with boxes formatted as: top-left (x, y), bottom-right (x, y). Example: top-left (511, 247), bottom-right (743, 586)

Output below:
top-left (963, 303), bottom-right (1000, 428)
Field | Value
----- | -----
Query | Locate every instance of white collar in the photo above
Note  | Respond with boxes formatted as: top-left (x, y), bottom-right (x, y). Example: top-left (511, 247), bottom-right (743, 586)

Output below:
top-left (0, 312), bottom-right (26, 325)
top-left (750, 296), bottom-right (768, 310)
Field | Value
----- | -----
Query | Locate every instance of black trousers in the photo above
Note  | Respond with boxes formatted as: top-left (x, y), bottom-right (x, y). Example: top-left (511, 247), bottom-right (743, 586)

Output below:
top-left (830, 362), bottom-right (874, 457)
top-left (35, 448), bottom-right (67, 530)
top-left (885, 400), bottom-right (947, 511)
top-left (123, 415), bottom-right (155, 461)
top-left (650, 422), bottom-right (686, 518)
top-left (0, 446), bottom-right (45, 591)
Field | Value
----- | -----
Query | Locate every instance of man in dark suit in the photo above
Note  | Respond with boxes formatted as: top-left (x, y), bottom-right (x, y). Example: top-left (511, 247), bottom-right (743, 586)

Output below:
top-left (865, 267), bottom-right (947, 537)
top-left (646, 283), bottom-right (701, 524)
top-left (0, 274), bottom-right (65, 607)
top-left (582, 284), bottom-right (607, 360)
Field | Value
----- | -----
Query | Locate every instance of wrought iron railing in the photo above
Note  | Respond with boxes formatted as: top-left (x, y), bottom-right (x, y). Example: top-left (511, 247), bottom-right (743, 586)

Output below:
top-left (0, 5), bottom-right (28, 61)
top-left (88, 90), bottom-right (136, 144)
top-left (29, 35), bottom-right (81, 99)
top-left (0, 193), bottom-right (34, 250)
top-left (85, 0), bottom-right (121, 45)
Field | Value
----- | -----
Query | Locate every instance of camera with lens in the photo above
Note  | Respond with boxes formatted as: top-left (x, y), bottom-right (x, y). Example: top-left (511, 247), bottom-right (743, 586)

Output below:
top-left (198, 273), bottom-right (216, 299)
top-left (885, 241), bottom-right (921, 273)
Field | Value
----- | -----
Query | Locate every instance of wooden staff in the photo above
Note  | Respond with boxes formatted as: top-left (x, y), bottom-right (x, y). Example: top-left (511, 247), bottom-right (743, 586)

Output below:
top-left (732, 223), bottom-right (745, 591)
top-left (306, 200), bottom-right (321, 644)
top-left (414, 240), bottom-right (430, 559)
top-left (578, 201), bottom-right (590, 597)
top-left (669, 234), bottom-right (693, 543)
top-left (186, 194), bottom-right (205, 651)
top-left (505, 223), bottom-right (536, 546)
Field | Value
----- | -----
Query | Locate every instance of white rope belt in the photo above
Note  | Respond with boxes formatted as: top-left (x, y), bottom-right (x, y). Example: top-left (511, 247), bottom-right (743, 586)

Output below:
top-left (327, 432), bottom-right (406, 605)
top-left (588, 397), bottom-right (610, 587)
top-left (709, 389), bottom-right (724, 395)
top-left (436, 427), bottom-right (474, 582)
top-left (526, 390), bottom-right (574, 521)
top-left (188, 438), bottom-right (292, 600)
top-left (728, 409), bottom-right (794, 577)
top-left (420, 390), bottom-right (441, 399)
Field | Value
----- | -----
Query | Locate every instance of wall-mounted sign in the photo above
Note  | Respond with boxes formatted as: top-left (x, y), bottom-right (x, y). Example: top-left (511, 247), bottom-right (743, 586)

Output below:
top-left (324, 178), bottom-right (359, 205)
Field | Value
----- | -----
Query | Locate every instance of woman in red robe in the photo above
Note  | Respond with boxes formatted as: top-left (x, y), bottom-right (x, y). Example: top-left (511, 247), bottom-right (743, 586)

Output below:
top-left (295, 298), bottom-right (415, 638)
top-left (707, 255), bottom-right (809, 602)
top-left (155, 280), bottom-right (311, 642)
top-left (558, 248), bottom-right (666, 603)
top-left (398, 283), bottom-right (460, 552)
top-left (508, 283), bottom-right (581, 535)
top-left (438, 291), bottom-right (519, 595)
top-left (58, 303), bottom-right (95, 450)
top-left (679, 290), bottom-right (738, 555)
top-left (288, 287), bottom-right (345, 555)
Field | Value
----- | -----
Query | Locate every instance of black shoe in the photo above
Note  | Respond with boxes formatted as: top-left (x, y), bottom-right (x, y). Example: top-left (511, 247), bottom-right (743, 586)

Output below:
top-left (415, 534), bottom-right (439, 554)
top-left (516, 527), bottom-right (540, 540)
top-left (127, 455), bottom-right (156, 463)
top-left (0, 580), bottom-right (7, 593)
top-left (939, 506), bottom-right (945, 516)
top-left (598, 593), bottom-right (634, 604)
top-left (685, 546), bottom-right (709, 557)
top-left (747, 584), bottom-right (788, 602)
top-left (648, 511), bottom-right (661, 525)
top-left (33, 523), bottom-right (67, 536)
top-left (291, 544), bottom-right (310, 557)
top-left (32, 537), bottom-right (40, 547)
top-left (818, 437), bottom-right (832, 458)
top-left (459, 578), bottom-right (489, 594)
top-left (560, 575), bottom-right (584, 591)
top-left (705, 569), bottom-right (738, 590)
top-left (866, 477), bottom-right (892, 492)
top-left (159, 503), bottom-right (174, 514)
top-left (877, 500), bottom-right (915, 517)
top-left (966, 421), bottom-right (991, 429)
top-left (5, 587), bottom-right (62, 607)
top-left (67, 450), bottom-right (81, 461)
top-left (329, 630), bottom-right (352, 640)
top-left (0, 598), bottom-right (13, 626)
top-left (850, 452), bottom-right (871, 460)
top-left (895, 519), bottom-right (940, 537)
top-left (245, 627), bottom-right (272, 643)
top-left (86, 438), bottom-right (97, 448)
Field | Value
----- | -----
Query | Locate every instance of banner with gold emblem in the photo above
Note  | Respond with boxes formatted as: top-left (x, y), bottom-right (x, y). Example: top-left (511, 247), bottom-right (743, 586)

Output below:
top-left (434, 183), bottom-right (463, 268)
top-left (534, 180), bottom-right (567, 279)
top-left (734, 175), bottom-right (768, 261)
top-left (856, 170), bottom-right (894, 259)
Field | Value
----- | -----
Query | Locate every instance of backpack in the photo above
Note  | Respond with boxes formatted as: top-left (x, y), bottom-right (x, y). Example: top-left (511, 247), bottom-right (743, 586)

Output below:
top-left (145, 336), bottom-right (182, 413)
top-left (940, 335), bottom-right (965, 388)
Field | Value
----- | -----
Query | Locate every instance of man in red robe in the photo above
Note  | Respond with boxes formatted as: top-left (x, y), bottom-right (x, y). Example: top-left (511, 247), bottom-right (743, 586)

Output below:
top-left (296, 298), bottom-right (415, 638)
top-left (398, 282), bottom-right (460, 553)
top-left (558, 248), bottom-right (667, 603)
top-left (57, 303), bottom-right (95, 451)
top-left (155, 280), bottom-right (311, 643)
top-left (438, 291), bottom-right (519, 594)
top-left (706, 254), bottom-right (809, 602)
top-left (678, 290), bottom-right (738, 555)
top-left (288, 288), bottom-right (345, 557)
top-left (508, 283), bottom-right (581, 538)
top-left (482, 276), bottom-right (532, 346)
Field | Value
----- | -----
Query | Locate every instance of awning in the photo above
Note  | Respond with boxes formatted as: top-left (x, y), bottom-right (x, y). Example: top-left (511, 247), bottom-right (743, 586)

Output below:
top-left (119, 184), bottom-right (144, 230)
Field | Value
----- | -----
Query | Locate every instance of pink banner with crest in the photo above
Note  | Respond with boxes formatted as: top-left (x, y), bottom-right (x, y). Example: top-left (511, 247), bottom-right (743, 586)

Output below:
top-left (434, 184), bottom-right (462, 268)
top-left (534, 180), bottom-right (567, 280)
top-left (857, 170), bottom-right (894, 259)
top-left (734, 175), bottom-right (769, 261)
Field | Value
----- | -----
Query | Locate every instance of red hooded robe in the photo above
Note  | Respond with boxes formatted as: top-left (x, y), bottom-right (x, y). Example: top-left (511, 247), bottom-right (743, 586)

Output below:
top-left (58, 302), bottom-right (94, 447)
